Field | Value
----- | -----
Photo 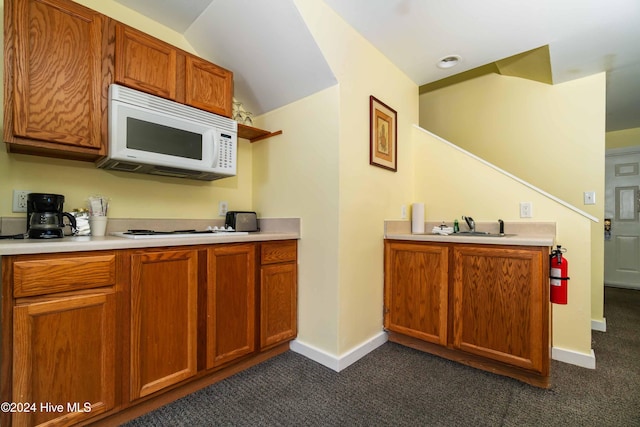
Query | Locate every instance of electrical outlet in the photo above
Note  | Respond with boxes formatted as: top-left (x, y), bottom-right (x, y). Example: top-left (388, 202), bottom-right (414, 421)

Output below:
top-left (401, 205), bottom-right (407, 219)
top-left (584, 191), bottom-right (596, 205)
top-left (519, 201), bottom-right (533, 218)
top-left (218, 201), bottom-right (229, 216)
top-left (12, 190), bottom-right (29, 213)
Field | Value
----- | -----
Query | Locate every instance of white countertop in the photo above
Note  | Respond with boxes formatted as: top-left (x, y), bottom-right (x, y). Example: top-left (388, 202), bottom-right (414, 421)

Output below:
top-left (0, 217), bottom-right (301, 256)
top-left (384, 220), bottom-right (555, 247)
top-left (384, 232), bottom-right (554, 246)
top-left (0, 231), bottom-right (299, 256)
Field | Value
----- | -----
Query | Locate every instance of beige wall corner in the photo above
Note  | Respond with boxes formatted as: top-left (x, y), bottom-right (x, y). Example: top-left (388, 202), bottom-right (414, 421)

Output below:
top-left (412, 126), bottom-right (594, 357)
top-left (419, 71), bottom-right (606, 349)
top-left (289, 0), bottom-right (418, 357)
top-left (606, 128), bottom-right (640, 149)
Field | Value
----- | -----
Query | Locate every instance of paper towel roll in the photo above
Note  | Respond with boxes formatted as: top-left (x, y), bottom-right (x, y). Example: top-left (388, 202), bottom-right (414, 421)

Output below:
top-left (411, 203), bottom-right (425, 234)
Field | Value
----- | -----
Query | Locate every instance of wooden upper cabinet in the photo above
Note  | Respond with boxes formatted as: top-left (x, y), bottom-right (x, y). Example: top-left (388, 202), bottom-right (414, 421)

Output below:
top-left (4, 1), bottom-right (236, 163)
top-left (115, 24), bottom-right (177, 100)
top-left (114, 23), bottom-right (233, 117)
top-left (185, 56), bottom-right (233, 117)
top-left (4, 0), bottom-right (106, 160)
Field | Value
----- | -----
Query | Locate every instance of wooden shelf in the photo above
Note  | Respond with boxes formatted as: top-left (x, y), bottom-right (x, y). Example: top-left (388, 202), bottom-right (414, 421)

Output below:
top-left (238, 124), bottom-right (283, 143)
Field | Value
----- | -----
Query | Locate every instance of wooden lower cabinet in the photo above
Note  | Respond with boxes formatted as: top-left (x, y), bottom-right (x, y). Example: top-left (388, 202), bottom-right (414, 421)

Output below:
top-left (2, 240), bottom-right (298, 426)
top-left (384, 240), bottom-right (550, 388)
top-left (129, 248), bottom-right (199, 400)
top-left (452, 245), bottom-right (547, 373)
top-left (206, 244), bottom-right (256, 368)
top-left (13, 290), bottom-right (116, 427)
top-left (2, 251), bottom-right (118, 427)
top-left (384, 242), bottom-right (448, 345)
top-left (259, 241), bottom-right (298, 349)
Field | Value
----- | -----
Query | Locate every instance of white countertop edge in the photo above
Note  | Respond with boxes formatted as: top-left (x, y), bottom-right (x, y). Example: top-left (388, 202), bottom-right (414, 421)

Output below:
top-left (385, 233), bottom-right (554, 247)
top-left (0, 232), bottom-right (300, 256)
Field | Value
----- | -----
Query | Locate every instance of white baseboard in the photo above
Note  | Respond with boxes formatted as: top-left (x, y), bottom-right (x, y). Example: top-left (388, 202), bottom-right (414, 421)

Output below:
top-left (605, 282), bottom-right (640, 290)
top-left (292, 332), bottom-right (597, 371)
top-left (552, 346), bottom-right (596, 369)
top-left (290, 331), bottom-right (388, 372)
top-left (591, 317), bottom-right (607, 332)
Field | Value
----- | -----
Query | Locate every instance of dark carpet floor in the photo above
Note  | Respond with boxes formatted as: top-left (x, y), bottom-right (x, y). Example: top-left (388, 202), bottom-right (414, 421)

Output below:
top-left (124, 286), bottom-right (640, 426)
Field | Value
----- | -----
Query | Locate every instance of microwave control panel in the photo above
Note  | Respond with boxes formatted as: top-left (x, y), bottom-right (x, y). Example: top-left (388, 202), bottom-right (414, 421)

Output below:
top-left (216, 133), bottom-right (236, 173)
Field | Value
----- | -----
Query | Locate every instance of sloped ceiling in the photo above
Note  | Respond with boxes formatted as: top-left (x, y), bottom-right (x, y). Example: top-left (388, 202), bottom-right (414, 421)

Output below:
top-left (114, 0), bottom-right (640, 132)
top-left (183, 1), bottom-right (336, 115)
top-left (115, 0), bottom-right (336, 117)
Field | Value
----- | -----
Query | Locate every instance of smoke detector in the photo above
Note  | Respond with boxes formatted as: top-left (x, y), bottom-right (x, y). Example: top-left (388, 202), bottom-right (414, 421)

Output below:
top-left (437, 55), bottom-right (461, 69)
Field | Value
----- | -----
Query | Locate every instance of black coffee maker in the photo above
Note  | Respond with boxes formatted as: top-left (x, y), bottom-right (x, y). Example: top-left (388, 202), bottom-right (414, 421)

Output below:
top-left (27, 193), bottom-right (77, 239)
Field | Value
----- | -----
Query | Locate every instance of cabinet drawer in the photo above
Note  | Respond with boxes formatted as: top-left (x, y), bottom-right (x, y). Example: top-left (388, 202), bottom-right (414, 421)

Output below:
top-left (13, 253), bottom-right (116, 297)
top-left (261, 241), bottom-right (297, 265)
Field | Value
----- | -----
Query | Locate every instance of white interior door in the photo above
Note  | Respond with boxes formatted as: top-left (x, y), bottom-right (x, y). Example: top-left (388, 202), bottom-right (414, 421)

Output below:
top-left (605, 147), bottom-right (640, 289)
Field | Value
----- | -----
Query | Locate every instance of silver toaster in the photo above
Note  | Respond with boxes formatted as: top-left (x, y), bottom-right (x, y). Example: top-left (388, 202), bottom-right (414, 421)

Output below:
top-left (225, 211), bottom-right (259, 232)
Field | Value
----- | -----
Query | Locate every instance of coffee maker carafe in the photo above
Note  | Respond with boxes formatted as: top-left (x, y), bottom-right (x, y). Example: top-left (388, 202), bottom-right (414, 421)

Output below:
top-left (27, 193), bottom-right (77, 239)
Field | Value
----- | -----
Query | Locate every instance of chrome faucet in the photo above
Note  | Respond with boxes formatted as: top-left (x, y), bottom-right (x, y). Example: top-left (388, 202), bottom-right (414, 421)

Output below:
top-left (462, 216), bottom-right (475, 232)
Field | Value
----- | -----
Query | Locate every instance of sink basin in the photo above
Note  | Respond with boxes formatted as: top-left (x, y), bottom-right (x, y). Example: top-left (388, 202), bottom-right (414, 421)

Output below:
top-left (449, 231), bottom-right (511, 237)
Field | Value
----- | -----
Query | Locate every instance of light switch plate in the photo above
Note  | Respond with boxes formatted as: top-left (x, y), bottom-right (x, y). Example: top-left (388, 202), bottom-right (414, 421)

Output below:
top-left (584, 191), bottom-right (596, 205)
top-left (520, 202), bottom-right (533, 218)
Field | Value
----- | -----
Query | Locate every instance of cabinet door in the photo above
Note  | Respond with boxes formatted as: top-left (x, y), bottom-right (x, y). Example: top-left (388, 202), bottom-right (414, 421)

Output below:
top-left (260, 262), bottom-right (297, 349)
top-left (207, 244), bottom-right (256, 368)
top-left (185, 55), bottom-right (233, 117)
top-left (13, 290), bottom-right (116, 427)
top-left (384, 242), bottom-right (449, 345)
top-left (115, 24), bottom-right (177, 100)
top-left (452, 246), bottom-right (548, 373)
top-left (6, 0), bottom-right (104, 155)
top-left (130, 249), bottom-right (198, 399)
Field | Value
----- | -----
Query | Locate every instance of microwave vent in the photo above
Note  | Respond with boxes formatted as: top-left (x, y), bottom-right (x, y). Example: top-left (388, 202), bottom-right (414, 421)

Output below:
top-left (110, 161), bottom-right (142, 172)
top-left (97, 157), bottom-right (226, 181)
top-left (151, 166), bottom-right (202, 177)
top-left (147, 165), bottom-right (224, 181)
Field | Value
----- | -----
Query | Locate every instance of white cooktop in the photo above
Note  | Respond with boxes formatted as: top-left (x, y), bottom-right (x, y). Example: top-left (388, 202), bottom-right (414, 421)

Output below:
top-left (111, 231), bottom-right (249, 239)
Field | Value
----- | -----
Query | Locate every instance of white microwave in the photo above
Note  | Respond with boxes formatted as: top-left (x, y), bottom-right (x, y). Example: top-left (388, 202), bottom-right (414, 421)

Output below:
top-left (97, 84), bottom-right (237, 181)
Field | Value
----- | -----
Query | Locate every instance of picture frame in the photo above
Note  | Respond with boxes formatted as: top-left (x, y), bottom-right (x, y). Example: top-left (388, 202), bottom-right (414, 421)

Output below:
top-left (369, 95), bottom-right (397, 172)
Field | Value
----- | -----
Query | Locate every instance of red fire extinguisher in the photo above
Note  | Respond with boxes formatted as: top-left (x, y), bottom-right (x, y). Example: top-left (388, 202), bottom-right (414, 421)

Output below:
top-left (550, 245), bottom-right (570, 304)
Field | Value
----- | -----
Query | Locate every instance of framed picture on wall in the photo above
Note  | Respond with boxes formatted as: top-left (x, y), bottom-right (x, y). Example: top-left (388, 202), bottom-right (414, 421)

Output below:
top-left (369, 95), bottom-right (397, 172)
